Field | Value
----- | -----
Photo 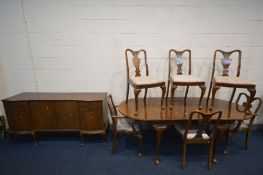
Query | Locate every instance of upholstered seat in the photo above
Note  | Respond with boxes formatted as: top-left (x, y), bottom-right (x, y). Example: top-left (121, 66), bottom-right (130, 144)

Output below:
top-left (116, 118), bottom-right (140, 132)
top-left (223, 121), bottom-right (249, 130)
top-left (170, 75), bottom-right (204, 83)
top-left (130, 76), bottom-right (164, 86)
top-left (125, 49), bottom-right (166, 115)
top-left (166, 49), bottom-right (206, 109)
top-left (175, 123), bottom-right (209, 139)
top-left (214, 76), bottom-right (254, 86)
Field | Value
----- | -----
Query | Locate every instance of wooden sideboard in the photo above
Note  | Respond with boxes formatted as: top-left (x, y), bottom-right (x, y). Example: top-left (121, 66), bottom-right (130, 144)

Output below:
top-left (2, 92), bottom-right (108, 145)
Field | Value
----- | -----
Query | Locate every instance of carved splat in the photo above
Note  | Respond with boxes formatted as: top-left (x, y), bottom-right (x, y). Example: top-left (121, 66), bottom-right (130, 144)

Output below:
top-left (194, 116), bottom-right (211, 139)
top-left (132, 51), bottom-right (141, 77)
top-left (175, 52), bottom-right (184, 75)
top-left (221, 52), bottom-right (232, 76)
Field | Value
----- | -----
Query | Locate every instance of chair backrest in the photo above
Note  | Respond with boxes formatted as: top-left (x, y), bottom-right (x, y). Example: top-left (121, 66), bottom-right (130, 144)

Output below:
top-left (125, 49), bottom-right (148, 79)
top-left (184, 110), bottom-right (222, 140)
top-left (235, 93), bottom-right (262, 127)
top-left (206, 49), bottom-right (242, 102)
top-left (107, 94), bottom-right (118, 126)
top-left (168, 49), bottom-right (191, 77)
top-left (211, 49), bottom-right (242, 78)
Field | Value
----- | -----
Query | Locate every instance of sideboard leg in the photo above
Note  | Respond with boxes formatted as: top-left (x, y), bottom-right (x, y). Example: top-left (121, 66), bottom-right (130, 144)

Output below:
top-left (32, 131), bottom-right (38, 146)
top-left (11, 132), bottom-right (16, 145)
top-left (102, 133), bottom-right (107, 146)
top-left (80, 133), bottom-right (85, 147)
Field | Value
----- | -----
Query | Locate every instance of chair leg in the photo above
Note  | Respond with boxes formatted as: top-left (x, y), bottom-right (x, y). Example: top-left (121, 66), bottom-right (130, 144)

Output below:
top-left (112, 132), bottom-right (117, 154)
top-left (137, 134), bottom-right (143, 157)
top-left (182, 141), bottom-right (187, 169)
top-left (198, 84), bottom-right (206, 109)
top-left (134, 88), bottom-right (141, 115)
top-left (166, 81), bottom-right (170, 106)
top-left (144, 88), bottom-right (148, 102)
top-left (210, 85), bottom-right (220, 110)
top-left (170, 85), bottom-right (177, 109)
top-left (229, 88), bottom-right (236, 105)
top-left (208, 143), bottom-right (213, 169)
top-left (184, 86), bottom-right (189, 106)
top-left (160, 84), bottom-right (166, 109)
top-left (126, 83), bottom-right (129, 104)
top-left (212, 128), bottom-right (220, 164)
top-left (245, 130), bottom-right (251, 150)
top-left (224, 130), bottom-right (230, 154)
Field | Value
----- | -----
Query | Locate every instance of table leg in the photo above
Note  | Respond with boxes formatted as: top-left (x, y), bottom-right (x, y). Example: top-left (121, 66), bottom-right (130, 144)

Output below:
top-left (153, 125), bottom-right (167, 165)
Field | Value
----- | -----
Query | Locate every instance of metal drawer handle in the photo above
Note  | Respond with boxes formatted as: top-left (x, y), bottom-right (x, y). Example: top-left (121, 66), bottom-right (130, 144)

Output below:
top-left (90, 116), bottom-right (94, 119)
top-left (69, 113), bottom-right (73, 117)
top-left (46, 106), bottom-right (49, 110)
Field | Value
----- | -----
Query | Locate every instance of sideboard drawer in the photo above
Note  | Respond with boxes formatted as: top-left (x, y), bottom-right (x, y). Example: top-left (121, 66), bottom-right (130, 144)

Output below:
top-left (78, 101), bottom-right (102, 111)
top-left (79, 110), bottom-right (103, 130)
top-left (13, 111), bottom-right (34, 131)
top-left (31, 101), bottom-right (57, 129)
top-left (55, 101), bottom-right (79, 129)
top-left (15, 102), bottom-right (30, 111)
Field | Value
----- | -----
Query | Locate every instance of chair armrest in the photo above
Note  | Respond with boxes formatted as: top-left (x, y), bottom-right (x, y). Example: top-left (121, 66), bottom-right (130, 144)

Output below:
top-left (112, 115), bottom-right (126, 119)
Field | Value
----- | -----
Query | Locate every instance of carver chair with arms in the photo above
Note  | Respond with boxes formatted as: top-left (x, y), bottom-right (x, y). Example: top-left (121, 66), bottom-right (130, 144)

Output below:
top-left (166, 49), bottom-right (206, 109)
top-left (175, 110), bottom-right (222, 169)
top-left (125, 49), bottom-right (166, 115)
top-left (107, 94), bottom-right (143, 156)
top-left (214, 92), bottom-right (262, 157)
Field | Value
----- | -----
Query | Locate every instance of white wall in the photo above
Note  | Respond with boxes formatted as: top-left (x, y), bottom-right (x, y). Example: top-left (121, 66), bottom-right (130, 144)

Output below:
top-left (0, 0), bottom-right (263, 122)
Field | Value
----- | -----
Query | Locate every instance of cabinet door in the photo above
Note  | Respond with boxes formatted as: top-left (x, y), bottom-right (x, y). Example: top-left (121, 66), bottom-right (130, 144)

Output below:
top-left (31, 101), bottom-right (57, 129)
top-left (4, 102), bottom-right (33, 131)
top-left (55, 101), bottom-right (79, 129)
top-left (79, 101), bottom-right (103, 131)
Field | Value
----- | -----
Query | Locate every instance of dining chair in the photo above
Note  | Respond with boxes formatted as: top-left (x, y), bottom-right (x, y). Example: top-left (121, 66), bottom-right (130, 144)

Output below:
top-left (175, 110), bottom-right (222, 169)
top-left (125, 49), bottom-right (166, 115)
top-left (214, 92), bottom-right (262, 156)
top-left (107, 94), bottom-right (143, 156)
top-left (166, 49), bottom-right (206, 109)
top-left (206, 49), bottom-right (256, 111)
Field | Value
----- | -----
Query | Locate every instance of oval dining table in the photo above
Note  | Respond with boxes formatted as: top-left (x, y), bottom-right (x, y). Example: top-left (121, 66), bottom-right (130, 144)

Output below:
top-left (118, 97), bottom-right (252, 165)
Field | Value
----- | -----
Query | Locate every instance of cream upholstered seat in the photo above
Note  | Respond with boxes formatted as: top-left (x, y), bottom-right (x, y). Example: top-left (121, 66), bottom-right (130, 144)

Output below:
top-left (175, 123), bottom-right (209, 139)
top-left (214, 76), bottom-right (254, 86)
top-left (170, 75), bottom-right (204, 83)
top-left (107, 94), bottom-right (143, 156)
top-left (125, 49), bottom-right (166, 115)
top-left (175, 110), bottom-right (222, 169)
top-left (130, 76), bottom-right (164, 86)
top-left (166, 49), bottom-right (206, 109)
top-left (207, 50), bottom-right (256, 110)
